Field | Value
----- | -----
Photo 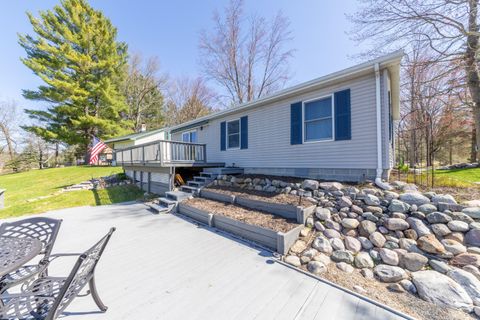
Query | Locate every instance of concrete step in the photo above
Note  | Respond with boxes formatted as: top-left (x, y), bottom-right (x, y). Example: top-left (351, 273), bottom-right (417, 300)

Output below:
top-left (166, 191), bottom-right (192, 202)
top-left (146, 202), bottom-right (170, 214)
top-left (194, 176), bottom-right (213, 183)
top-left (158, 197), bottom-right (177, 208)
top-left (187, 180), bottom-right (205, 187)
top-left (202, 167), bottom-right (244, 175)
top-left (180, 185), bottom-right (201, 195)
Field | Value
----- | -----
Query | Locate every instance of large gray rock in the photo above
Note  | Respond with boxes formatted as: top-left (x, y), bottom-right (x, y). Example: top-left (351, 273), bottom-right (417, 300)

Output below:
top-left (417, 234), bottom-right (446, 254)
top-left (338, 196), bottom-right (352, 208)
top-left (412, 270), bottom-right (473, 312)
top-left (355, 252), bottom-right (374, 268)
top-left (400, 252), bottom-right (428, 271)
top-left (307, 261), bottom-right (327, 275)
top-left (406, 217), bottom-right (431, 237)
top-left (418, 203), bottom-right (438, 214)
top-left (384, 218), bottom-right (409, 231)
top-left (388, 199), bottom-right (410, 213)
top-left (285, 255), bottom-right (301, 267)
top-left (379, 248), bottom-right (399, 266)
top-left (452, 253), bottom-right (480, 268)
top-left (432, 194), bottom-right (457, 204)
top-left (448, 269), bottom-right (480, 306)
top-left (374, 264), bottom-right (408, 283)
top-left (431, 223), bottom-right (451, 238)
top-left (301, 179), bottom-right (319, 191)
top-left (369, 232), bottom-right (386, 248)
top-left (344, 236), bottom-right (361, 253)
top-left (315, 207), bottom-right (331, 221)
top-left (399, 193), bottom-right (430, 206)
top-left (331, 250), bottom-right (354, 264)
top-left (359, 220), bottom-right (377, 236)
top-left (312, 237), bottom-right (333, 254)
top-left (426, 212), bottom-right (452, 224)
top-left (466, 229), bottom-right (480, 247)
top-left (448, 220), bottom-right (470, 232)
top-left (429, 260), bottom-right (452, 274)
top-left (442, 239), bottom-right (467, 255)
top-left (319, 182), bottom-right (343, 191)
top-left (463, 207), bottom-right (480, 219)
top-left (358, 237), bottom-right (374, 250)
top-left (330, 238), bottom-right (345, 251)
top-left (364, 194), bottom-right (380, 206)
top-left (323, 229), bottom-right (341, 239)
top-left (341, 218), bottom-right (359, 229)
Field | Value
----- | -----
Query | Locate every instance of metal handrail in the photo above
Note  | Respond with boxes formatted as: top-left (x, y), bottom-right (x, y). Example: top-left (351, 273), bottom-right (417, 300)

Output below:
top-left (115, 139), bottom-right (206, 152)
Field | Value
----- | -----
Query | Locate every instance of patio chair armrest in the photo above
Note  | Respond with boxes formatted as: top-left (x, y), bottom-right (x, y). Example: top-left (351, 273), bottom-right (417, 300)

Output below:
top-left (0, 291), bottom-right (53, 300)
top-left (47, 252), bottom-right (83, 263)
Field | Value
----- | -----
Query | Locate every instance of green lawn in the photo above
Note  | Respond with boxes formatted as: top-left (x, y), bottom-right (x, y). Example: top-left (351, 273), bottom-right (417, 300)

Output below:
top-left (0, 166), bottom-right (145, 219)
top-left (434, 167), bottom-right (480, 184)
top-left (404, 167), bottom-right (480, 188)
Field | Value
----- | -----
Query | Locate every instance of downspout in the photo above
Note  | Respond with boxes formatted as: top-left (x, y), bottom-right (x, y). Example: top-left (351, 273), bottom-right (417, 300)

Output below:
top-left (374, 63), bottom-right (393, 190)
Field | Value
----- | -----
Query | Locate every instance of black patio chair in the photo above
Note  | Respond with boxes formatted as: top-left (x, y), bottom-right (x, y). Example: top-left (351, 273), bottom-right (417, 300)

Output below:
top-left (0, 227), bottom-right (115, 320)
top-left (0, 218), bottom-right (63, 293)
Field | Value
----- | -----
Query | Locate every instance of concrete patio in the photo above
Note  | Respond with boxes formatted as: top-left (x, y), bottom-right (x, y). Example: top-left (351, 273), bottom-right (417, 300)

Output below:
top-left (2, 203), bottom-right (412, 320)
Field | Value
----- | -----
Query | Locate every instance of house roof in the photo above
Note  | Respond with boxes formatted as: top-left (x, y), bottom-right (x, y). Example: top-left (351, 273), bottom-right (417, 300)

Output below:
top-left (168, 50), bottom-right (404, 133)
top-left (105, 127), bottom-right (166, 144)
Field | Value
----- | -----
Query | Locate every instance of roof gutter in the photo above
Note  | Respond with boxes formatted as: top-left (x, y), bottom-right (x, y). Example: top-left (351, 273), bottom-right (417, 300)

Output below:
top-left (374, 63), bottom-right (393, 191)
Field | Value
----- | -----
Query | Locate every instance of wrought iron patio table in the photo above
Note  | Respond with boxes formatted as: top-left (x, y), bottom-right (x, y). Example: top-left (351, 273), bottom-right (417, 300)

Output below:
top-left (0, 236), bottom-right (42, 278)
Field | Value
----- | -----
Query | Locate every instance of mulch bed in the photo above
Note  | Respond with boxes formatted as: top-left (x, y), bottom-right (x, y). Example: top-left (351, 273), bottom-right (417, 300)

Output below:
top-left (183, 198), bottom-right (300, 233)
top-left (204, 185), bottom-right (316, 207)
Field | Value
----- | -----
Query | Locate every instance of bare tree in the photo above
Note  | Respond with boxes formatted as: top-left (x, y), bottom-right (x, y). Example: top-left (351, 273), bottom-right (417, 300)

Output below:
top-left (0, 100), bottom-right (20, 163)
top-left (199, 0), bottom-right (294, 105)
top-left (123, 53), bottom-right (168, 131)
top-left (349, 0), bottom-right (479, 160)
top-left (164, 77), bottom-right (217, 126)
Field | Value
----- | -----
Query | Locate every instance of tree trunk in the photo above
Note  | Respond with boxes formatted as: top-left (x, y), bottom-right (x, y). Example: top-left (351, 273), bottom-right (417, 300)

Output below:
top-left (55, 142), bottom-right (59, 167)
top-left (466, 0), bottom-right (480, 163)
top-left (472, 127), bottom-right (478, 162)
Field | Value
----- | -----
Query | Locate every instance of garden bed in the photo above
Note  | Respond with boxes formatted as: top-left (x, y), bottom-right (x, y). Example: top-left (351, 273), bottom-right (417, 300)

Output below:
top-left (179, 198), bottom-right (303, 254)
top-left (202, 186), bottom-right (316, 223)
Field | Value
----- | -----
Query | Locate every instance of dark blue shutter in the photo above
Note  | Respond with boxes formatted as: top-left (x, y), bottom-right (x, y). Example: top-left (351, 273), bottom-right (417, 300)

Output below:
top-left (334, 89), bottom-right (351, 140)
top-left (220, 121), bottom-right (226, 151)
top-left (290, 102), bottom-right (303, 145)
top-left (240, 116), bottom-right (248, 149)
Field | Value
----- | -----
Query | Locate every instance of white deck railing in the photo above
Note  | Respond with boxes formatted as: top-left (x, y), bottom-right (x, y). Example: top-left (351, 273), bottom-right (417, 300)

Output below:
top-left (114, 140), bottom-right (207, 166)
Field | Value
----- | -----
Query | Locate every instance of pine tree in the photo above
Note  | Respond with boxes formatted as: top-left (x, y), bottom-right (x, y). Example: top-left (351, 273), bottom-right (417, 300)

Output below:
top-left (19, 0), bottom-right (131, 158)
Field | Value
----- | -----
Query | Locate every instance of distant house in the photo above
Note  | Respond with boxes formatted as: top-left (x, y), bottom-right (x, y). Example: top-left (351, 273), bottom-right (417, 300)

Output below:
top-left (111, 51), bottom-right (403, 195)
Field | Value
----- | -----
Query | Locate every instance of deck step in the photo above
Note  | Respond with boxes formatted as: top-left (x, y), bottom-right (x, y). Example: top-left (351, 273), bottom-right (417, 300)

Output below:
top-left (166, 191), bottom-right (192, 202)
top-left (187, 180), bottom-right (205, 187)
top-left (146, 202), bottom-right (170, 214)
top-left (158, 197), bottom-right (177, 207)
top-left (181, 185), bottom-right (201, 194)
top-left (200, 172), bottom-right (218, 179)
top-left (194, 176), bottom-right (213, 183)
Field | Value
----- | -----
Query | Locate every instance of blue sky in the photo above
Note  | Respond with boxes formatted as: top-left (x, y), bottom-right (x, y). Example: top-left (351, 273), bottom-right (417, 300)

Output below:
top-left (0, 0), bottom-right (366, 108)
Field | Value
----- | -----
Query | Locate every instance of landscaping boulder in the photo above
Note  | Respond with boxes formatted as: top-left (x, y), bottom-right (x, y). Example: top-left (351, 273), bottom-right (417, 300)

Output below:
top-left (466, 229), bottom-right (480, 247)
top-left (307, 261), bottom-right (327, 275)
top-left (359, 220), bottom-right (377, 236)
top-left (302, 179), bottom-right (319, 191)
top-left (448, 269), bottom-right (480, 306)
top-left (463, 207), bottom-right (480, 219)
top-left (429, 260), bottom-right (452, 274)
top-left (442, 239), bottom-right (467, 255)
top-left (406, 217), bottom-right (431, 237)
top-left (331, 250), bottom-right (354, 264)
top-left (431, 224), bottom-right (451, 238)
top-left (285, 255), bottom-right (301, 267)
top-left (388, 199), bottom-right (410, 213)
top-left (426, 212), bottom-right (452, 224)
top-left (400, 252), bottom-right (428, 272)
top-left (417, 234), bottom-right (446, 254)
top-left (364, 194), bottom-right (380, 206)
top-left (312, 237), bottom-right (333, 254)
top-left (338, 196), bottom-right (352, 208)
top-left (319, 182), bottom-right (343, 191)
top-left (451, 253), bottom-right (480, 268)
top-left (379, 248), bottom-right (399, 266)
top-left (369, 232), bottom-right (386, 248)
top-left (315, 208), bottom-right (331, 221)
top-left (341, 218), bottom-right (359, 229)
top-left (399, 193), bottom-right (430, 206)
top-left (412, 270), bottom-right (473, 312)
top-left (418, 203), bottom-right (437, 214)
top-left (355, 252), bottom-right (374, 268)
top-left (384, 218), bottom-right (409, 231)
top-left (432, 194), bottom-right (457, 204)
top-left (448, 220), bottom-right (470, 233)
top-left (344, 236), bottom-right (361, 253)
top-left (330, 238), bottom-right (345, 251)
top-left (374, 264), bottom-right (408, 282)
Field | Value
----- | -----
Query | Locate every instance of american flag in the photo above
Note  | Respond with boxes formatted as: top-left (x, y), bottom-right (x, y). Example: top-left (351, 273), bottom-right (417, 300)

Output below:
top-left (89, 136), bottom-right (107, 165)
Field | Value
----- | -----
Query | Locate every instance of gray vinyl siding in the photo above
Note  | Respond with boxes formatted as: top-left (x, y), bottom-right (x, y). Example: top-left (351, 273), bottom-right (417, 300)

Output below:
top-left (172, 71), bottom-right (390, 172)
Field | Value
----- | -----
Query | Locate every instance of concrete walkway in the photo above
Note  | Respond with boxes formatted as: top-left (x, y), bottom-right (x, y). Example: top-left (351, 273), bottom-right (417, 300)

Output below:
top-left (1, 203), bottom-right (411, 319)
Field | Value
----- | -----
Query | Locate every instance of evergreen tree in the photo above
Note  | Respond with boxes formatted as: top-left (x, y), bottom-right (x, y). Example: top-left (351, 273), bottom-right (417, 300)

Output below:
top-left (19, 0), bottom-right (130, 157)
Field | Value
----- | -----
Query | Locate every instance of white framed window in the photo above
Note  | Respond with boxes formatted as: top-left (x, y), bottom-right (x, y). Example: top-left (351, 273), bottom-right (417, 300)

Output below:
top-left (303, 95), bottom-right (334, 142)
top-left (227, 119), bottom-right (240, 149)
top-left (181, 130), bottom-right (197, 143)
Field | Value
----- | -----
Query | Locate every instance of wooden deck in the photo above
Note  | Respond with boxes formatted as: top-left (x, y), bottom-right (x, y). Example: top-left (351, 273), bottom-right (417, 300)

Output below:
top-left (2, 203), bottom-right (411, 319)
